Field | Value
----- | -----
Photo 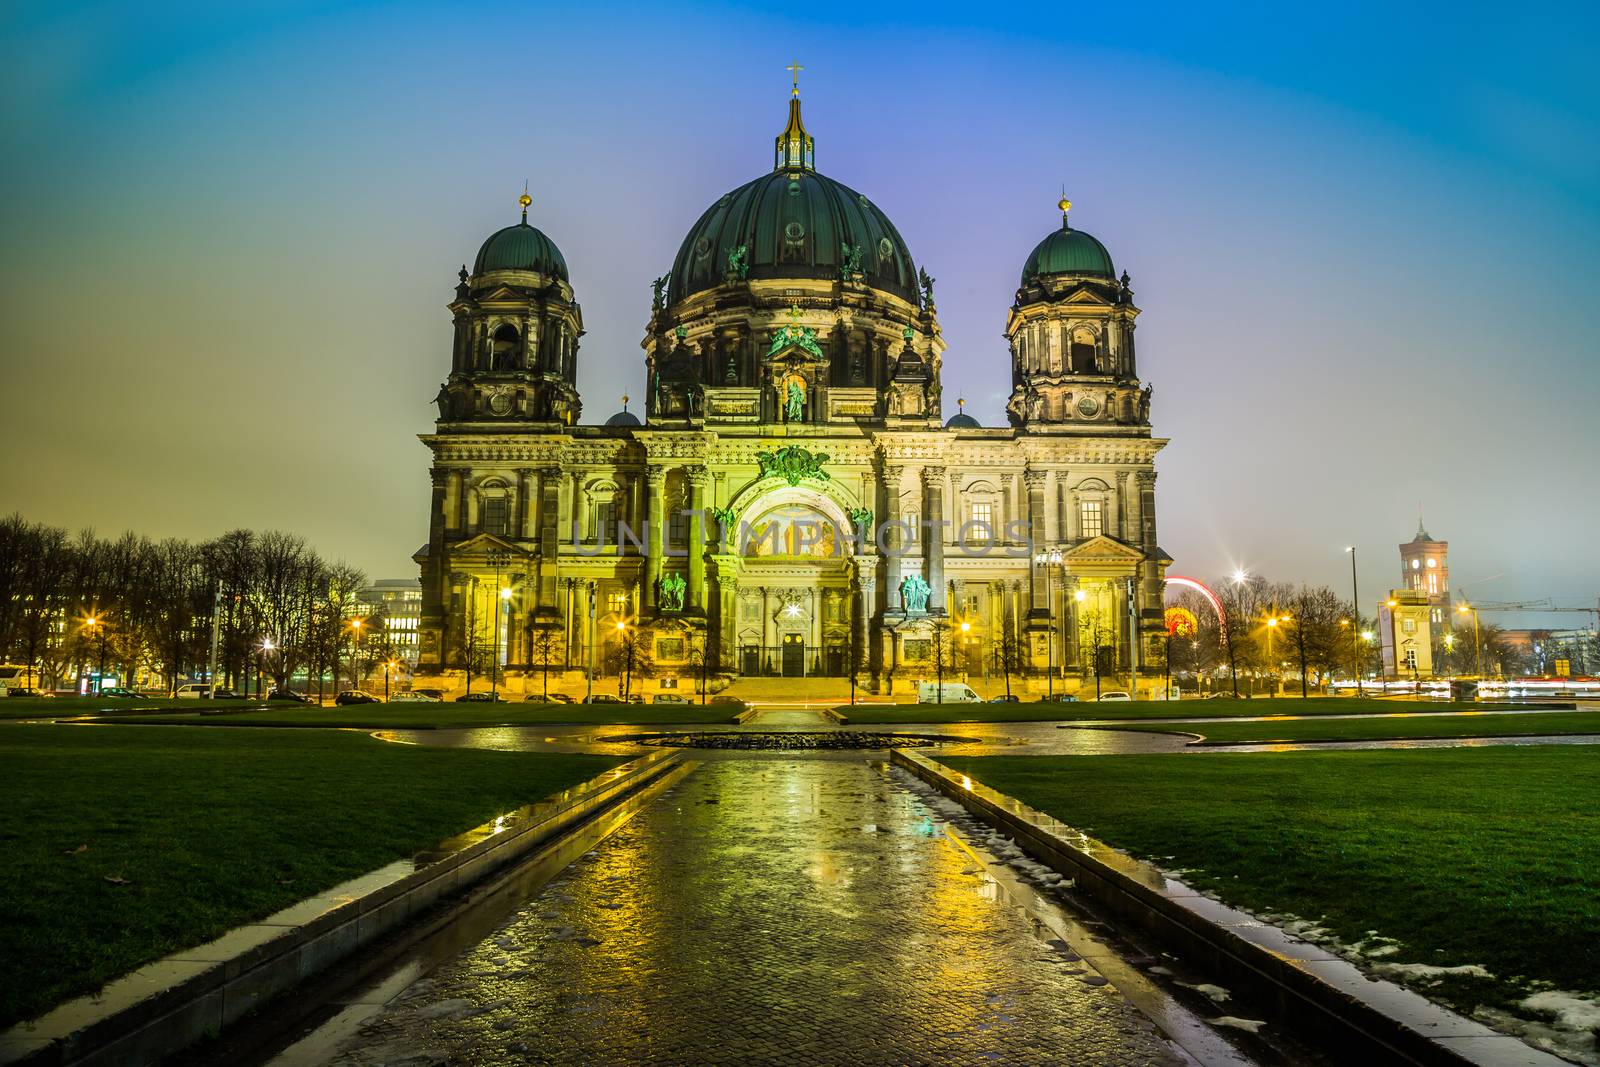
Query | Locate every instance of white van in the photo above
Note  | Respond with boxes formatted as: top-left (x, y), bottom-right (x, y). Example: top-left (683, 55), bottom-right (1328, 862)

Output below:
top-left (175, 683), bottom-right (218, 699)
top-left (917, 682), bottom-right (982, 704)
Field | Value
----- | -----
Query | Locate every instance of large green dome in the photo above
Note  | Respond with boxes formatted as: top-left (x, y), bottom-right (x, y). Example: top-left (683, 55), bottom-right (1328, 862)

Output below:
top-left (1021, 225), bottom-right (1115, 284)
top-left (474, 221), bottom-right (569, 280)
top-left (668, 169), bottom-right (917, 305)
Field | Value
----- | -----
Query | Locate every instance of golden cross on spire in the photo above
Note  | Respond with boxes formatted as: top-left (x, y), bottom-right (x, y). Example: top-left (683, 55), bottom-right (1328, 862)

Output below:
top-left (786, 59), bottom-right (804, 97)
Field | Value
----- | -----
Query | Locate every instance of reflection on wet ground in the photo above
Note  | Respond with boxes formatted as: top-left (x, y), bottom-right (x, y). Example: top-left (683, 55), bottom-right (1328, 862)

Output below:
top-left (318, 759), bottom-right (1191, 1067)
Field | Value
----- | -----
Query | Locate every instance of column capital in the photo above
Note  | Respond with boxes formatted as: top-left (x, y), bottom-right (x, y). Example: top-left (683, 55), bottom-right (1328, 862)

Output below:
top-left (685, 465), bottom-right (709, 488)
top-left (646, 465), bottom-right (669, 487)
top-left (920, 465), bottom-right (947, 488)
top-left (1023, 468), bottom-right (1048, 492)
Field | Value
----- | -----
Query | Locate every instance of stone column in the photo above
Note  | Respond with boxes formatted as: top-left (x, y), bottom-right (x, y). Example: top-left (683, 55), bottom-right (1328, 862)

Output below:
top-left (645, 466), bottom-right (666, 612)
top-left (517, 468), bottom-right (534, 540)
top-left (446, 470), bottom-right (464, 534)
top-left (855, 562), bottom-right (875, 684)
top-left (687, 466), bottom-right (707, 611)
top-left (1025, 469), bottom-right (1048, 617)
top-left (538, 467), bottom-right (561, 613)
top-left (923, 466), bottom-right (947, 614)
top-left (882, 463), bottom-right (905, 611)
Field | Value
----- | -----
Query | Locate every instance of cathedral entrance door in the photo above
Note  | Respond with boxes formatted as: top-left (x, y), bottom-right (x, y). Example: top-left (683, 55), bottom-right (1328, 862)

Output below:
top-left (781, 634), bottom-right (805, 677)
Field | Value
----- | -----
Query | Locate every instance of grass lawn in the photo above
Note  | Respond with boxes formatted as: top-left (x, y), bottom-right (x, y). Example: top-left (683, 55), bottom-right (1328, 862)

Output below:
top-left (838, 697), bottom-right (1540, 725)
top-left (0, 725), bottom-right (623, 1027)
top-left (88, 702), bottom-right (741, 730)
top-left (940, 747), bottom-right (1600, 1018)
top-left (0, 697), bottom-right (266, 720)
top-left (1076, 710), bottom-right (1600, 744)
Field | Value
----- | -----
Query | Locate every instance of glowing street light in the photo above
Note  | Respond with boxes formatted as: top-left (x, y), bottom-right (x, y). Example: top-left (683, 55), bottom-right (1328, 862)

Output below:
top-left (84, 614), bottom-right (108, 691)
top-left (1344, 545), bottom-right (1363, 697)
top-left (1457, 603), bottom-right (1483, 677)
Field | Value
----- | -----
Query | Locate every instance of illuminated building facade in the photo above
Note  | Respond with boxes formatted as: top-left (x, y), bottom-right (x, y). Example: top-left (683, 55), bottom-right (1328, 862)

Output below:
top-left (1379, 587), bottom-right (1435, 678)
top-left (1399, 521), bottom-right (1451, 625)
top-left (414, 87), bottom-right (1170, 692)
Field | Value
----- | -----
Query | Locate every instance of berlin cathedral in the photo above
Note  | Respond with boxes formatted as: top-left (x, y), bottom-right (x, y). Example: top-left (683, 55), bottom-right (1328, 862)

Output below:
top-left (415, 82), bottom-right (1169, 694)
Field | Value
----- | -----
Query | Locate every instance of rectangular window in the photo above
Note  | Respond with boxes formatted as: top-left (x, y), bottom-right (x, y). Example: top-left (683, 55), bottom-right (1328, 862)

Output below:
top-left (969, 501), bottom-right (993, 539)
top-left (668, 509), bottom-right (687, 549)
top-left (1402, 618), bottom-right (1416, 633)
top-left (903, 511), bottom-right (920, 544)
top-left (1079, 499), bottom-right (1103, 540)
top-left (1427, 574), bottom-right (1438, 594)
top-left (903, 639), bottom-right (929, 662)
top-left (594, 501), bottom-right (615, 543)
top-left (656, 637), bottom-right (685, 661)
top-left (482, 497), bottom-right (508, 536)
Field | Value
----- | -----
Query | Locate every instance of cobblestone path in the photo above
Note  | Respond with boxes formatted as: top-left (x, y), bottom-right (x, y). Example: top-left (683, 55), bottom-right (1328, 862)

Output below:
top-left (327, 759), bottom-right (1187, 1066)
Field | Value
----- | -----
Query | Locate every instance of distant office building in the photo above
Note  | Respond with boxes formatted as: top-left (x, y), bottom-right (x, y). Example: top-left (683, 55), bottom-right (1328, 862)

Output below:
top-left (1399, 521), bottom-right (1450, 625)
top-left (358, 578), bottom-right (423, 665)
top-left (1379, 588), bottom-right (1434, 678)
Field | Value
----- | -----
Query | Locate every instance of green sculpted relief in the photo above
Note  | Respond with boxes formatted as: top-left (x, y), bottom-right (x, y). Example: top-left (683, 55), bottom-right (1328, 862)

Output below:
top-left (900, 573), bottom-right (931, 615)
top-left (708, 505), bottom-right (738, 531)
top-left (767, 322), bottom-right (824, 360)
top-left (757, 446), bottom-right (831, 487)
top-left (847, 506), bottom-right (873, 529)
top-left (726, 244), bottom-right (749, 281)
top-left (659, 571), bottom-right (687, 612)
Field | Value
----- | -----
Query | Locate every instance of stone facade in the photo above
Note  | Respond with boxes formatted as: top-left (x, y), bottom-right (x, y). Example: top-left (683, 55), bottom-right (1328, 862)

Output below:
top-left (415, 93), bottom-right (1170, 694)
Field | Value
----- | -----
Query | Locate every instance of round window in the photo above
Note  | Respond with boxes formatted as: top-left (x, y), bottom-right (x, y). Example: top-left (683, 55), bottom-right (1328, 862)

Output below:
top-left (1076, 395), bottom-right (1100, 418)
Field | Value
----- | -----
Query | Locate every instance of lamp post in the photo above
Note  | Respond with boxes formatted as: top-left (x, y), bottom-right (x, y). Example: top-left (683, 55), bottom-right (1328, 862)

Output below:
top-left (1457, 603), bottom-right (1483, 677)
top-left (384, 658), bottom-right (397, 701)
top-left (615, 619), bottom-right (628, 699)
top-left (1345, 546), bottom-right (1363, 696)
top-left (960, 619), bottom-right (972, 687)
top-left (260, 637), bottom-right (276, 699)
top-left (487, 550), bottom-right (507, 699)
top-left (1227, 569), bottom-right (1247, 698)
top-left (1033, 547), bottom-right (1064, 700)
top-left (494, 585), bottom-right (512, 701)
top-left (584, 582), bottom-right (597, 702)
top-left (349, 618), bottom-right (364, 693)
top-left (85, 614), bottom-right (107, 692)
top-left (1263, 612), bottom-right (1290, 697)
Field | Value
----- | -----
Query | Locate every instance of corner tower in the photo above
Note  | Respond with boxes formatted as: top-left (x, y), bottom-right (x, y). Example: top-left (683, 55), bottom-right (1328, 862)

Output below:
top-left (1005, 198), bottom-right (1147, 430)
top-left (435, 190), bottom-right (584, 427)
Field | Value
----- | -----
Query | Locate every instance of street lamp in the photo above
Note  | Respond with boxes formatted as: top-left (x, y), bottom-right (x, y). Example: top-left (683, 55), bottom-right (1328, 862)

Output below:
top-left (1457, 603), bottom-right (1483, 677)
top-left (1265, 615), bottom-right (1280, 698)
top-left (384, 658), bottom-right (398, 701)
top-left (349, 618), bottom-right (364, 694)
top-left (1344, 546), bottom-right (1362, 697)
top-left (1033, 547), bottom-right (1065, 700)
top-left (260, 636), bottom-right (277, 699)
top-left (615, 618), bottom-right (629, 700)
top-left (1226, 570), bottom-right (1248, 698)
top-left (84, 614), bottom-right (107, 692)
top-left (493, 584), bottom-right (513, 701)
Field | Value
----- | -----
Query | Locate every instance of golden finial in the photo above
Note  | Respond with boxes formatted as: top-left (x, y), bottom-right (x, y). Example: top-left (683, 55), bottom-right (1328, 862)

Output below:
top-left (787, 303), bottom-right (802, 323)
top-left (958, 397), bottom-right (967, 411)
top-left (786, 59), bottom-right (804, 97)
top-left (620, 394), bottom-right (630, 410)
top-left (518, 181), bottom-right (532, 223)
top-left (1058, 186), bottom-right (1072, 229)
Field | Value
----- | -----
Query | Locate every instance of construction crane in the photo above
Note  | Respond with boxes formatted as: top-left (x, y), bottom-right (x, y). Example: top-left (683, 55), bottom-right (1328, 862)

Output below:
top-left (1466, 597), bottom-right (1599, 621)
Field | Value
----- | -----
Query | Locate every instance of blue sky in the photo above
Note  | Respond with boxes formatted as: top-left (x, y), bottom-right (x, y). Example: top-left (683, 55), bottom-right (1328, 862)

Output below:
top-left (2, 1), bottom-right (1596, 622)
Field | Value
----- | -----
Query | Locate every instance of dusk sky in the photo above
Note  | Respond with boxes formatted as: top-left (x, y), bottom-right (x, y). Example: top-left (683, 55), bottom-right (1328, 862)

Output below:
top-left (2, 2), bottom-right (1596, 623)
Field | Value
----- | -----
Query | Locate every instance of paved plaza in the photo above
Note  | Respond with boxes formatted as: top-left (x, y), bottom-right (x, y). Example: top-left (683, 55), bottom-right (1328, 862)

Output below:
top-left (320, 754), bottom-right (1193, 1066)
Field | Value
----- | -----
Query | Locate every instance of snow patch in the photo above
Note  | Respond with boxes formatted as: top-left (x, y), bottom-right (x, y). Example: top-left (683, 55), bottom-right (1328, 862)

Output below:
top-left (1371, 962), bottom-right (1494, 981)
top-left (1208, 1016), bottom-right (1266, 1034)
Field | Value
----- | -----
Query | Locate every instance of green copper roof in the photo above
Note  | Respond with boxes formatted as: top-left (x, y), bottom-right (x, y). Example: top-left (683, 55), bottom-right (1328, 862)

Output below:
top-left (668, 169), bottom-right (917, 305)
top-left (1021, 225), bottom-right (1115, 284)
top-left (474, 222), bottom-right (569, 280)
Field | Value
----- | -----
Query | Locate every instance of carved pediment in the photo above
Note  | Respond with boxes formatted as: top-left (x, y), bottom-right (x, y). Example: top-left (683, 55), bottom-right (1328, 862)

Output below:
top-left (448, 533), bottom-right (527, 559)
top-left (1062, 535), bottom-right (1144, 561)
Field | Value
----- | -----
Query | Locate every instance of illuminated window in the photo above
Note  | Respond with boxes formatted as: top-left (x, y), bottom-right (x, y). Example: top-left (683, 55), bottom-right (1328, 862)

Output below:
top-left (1426, 558), bottom-right (1437, 568)
top-left (1404, 648), bottom-right (1418, 670)
top-left (969, 501), bottom-right (993, 539)
top-left (1079, 499), bottom-right (1103, 540)
top-left (1427, 573), bottom-right (1438, 594)
top-left (1402, 618), bottom-right (1416, 633)
top-left (1412, 559), bottom-right (1420, 570)
top-left (904, 511), bottom-right (920, 544)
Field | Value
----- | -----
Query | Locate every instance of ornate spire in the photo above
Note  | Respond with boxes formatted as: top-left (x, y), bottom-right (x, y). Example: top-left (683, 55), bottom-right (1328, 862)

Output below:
top-left (1058, 189), bottom-right (1072, 231)
top-left (774, 63), bottom-right (815, 172)
top-left (518, 181), bottom-right (532, 224)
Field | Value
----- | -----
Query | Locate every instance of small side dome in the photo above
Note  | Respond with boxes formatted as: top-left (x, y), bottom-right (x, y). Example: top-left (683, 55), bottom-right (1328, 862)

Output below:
top-left (1021, 198), bottom-right (1114, 284)
top-left (604, 395), bottom-right (641, 427)
top-left (944, 397), bottom-right (980, 429)
top-left (473, 189), bottom-right (569, 279)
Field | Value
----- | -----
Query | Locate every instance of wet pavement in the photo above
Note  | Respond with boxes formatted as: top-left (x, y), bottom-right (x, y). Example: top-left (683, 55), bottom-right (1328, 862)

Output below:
top-left (313, 757), bottom-right (1196, 1066)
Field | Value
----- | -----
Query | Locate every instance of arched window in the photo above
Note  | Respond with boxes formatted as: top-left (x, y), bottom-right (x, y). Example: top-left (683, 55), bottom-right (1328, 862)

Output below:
top-left (491, 324), bottom-right (520, 370)
top-left (1070, 326), bottom-right (1097, 374)
top-left (478, 479), bottom-right (510, 536)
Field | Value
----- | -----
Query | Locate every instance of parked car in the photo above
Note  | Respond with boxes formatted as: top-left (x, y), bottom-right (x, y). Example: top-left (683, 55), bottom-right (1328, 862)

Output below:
top-left (412, 688), bottom-right (446, 699)
top-left (176, 683), bottom-right (241, 699)
top-left (1038, 694), bottom-right (1079, 703)
top-left (335, 690), bottom-right (381, 705)
top-left (545, 693), bottom-right (575, 704)
top-left (390, 691), bottom-right (441, 703)
top-left (455, 692), bottom-right (507, 703)
top-left (268, 688), bottom-right (313, 704)
top-left (988, 694), bottom-right (1020, 703)
top-left (917, 682), bottom-right (982, 704)
top-left (626, 693), bottom-right (645, 704)
top-left (1097, 691), bottom-right (1132, 702)
top-left (6, 687), bottom-right (51, 698)
top-left (582, 694), bottom-right (622, 704)
top-left (652, 693), bottom-right (689, 704)
top-left (709, 695), bottom-right (746, 708)
top-left (96, 688), bottom-right (147, 699)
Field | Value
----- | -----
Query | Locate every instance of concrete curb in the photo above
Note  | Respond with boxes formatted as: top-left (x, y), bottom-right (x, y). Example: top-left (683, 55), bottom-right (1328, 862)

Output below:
top-left (1, 751), bottom-right (683, 1067)
top-left (891, 749), bottom-right (1567, 1067)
